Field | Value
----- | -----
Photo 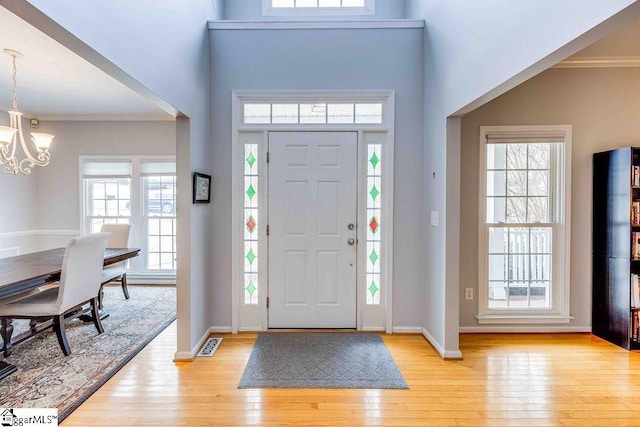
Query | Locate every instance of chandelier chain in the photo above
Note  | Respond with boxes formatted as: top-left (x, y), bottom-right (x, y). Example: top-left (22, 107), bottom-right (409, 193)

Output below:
top-left (11, 54), bottom-right (17, 110)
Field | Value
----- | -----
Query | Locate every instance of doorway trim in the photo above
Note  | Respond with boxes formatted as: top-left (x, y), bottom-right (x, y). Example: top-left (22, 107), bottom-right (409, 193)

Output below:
top-left (231, 90), bottom-right (395, 333)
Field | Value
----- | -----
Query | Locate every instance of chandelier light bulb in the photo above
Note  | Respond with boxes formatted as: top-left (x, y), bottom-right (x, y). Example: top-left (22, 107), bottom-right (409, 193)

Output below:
top-left (31, 133), bottom-right (55, 151)
top-left (0, 126), bottom-right (16, 144)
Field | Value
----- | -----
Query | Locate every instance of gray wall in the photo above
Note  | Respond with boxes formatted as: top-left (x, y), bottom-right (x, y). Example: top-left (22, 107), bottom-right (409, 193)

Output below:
top-left (209, 26), bottom-right (424, 328)
top-left (460, 67), bottom-right (640, 329)
top-left (223, 0), bottom-right (405, 20)
top-left (405, 0), bottom-right (640, 356)
top-left (0, 115), bottom-right (37, 236)
top-left (18, 0), bottom-right (218, 355)
top-left (0, 119), bottom-right (174, 257)
top-left (34, 120), bottom-right (175, 231)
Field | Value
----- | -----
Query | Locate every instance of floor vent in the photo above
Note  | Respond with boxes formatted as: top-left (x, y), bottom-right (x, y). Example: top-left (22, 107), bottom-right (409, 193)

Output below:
top-left (197, 337), bottom-right (223, 357)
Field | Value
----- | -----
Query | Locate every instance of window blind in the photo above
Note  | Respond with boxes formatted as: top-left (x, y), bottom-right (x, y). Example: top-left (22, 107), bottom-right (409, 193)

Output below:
top-left (485, 130), bottom-right (565, 144)
top-left (82, 161), bottom-right (131, 178)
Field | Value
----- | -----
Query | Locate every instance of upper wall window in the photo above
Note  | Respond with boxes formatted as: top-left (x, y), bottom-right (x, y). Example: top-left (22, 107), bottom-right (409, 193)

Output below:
top-left (263, 0), bottom-right (375, 16)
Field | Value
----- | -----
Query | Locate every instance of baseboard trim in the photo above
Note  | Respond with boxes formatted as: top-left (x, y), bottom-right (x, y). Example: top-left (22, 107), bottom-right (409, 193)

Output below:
top-left (459, 325), bottom-right (592, 333)
top-left (238, 327), bottom-right (262, 332)
top-left (173, 326), bottom-right (218, 362)
top-left (211, 326), bottom-right (233, 333)
top-left (127, 274), bottom-right (176, 285)
top-left (422, 328), bottom-right (463, 360)
top-left (392, 326), bottom-right (422, 334)
top-left (361, 326), bottom-right (385, 332)
top-left (173, 351), bottom-right (194, 361)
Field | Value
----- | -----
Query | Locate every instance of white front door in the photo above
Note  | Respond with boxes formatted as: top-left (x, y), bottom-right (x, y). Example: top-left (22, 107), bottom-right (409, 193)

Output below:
top-left (268, 132), bottom-right (358, 328)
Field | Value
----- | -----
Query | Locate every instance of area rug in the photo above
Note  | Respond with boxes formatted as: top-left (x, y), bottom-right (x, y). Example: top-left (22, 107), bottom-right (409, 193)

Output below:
top-left (0, 285), bottom-right (176, 421)
top-left (238, 332), bottom-right (408, 389)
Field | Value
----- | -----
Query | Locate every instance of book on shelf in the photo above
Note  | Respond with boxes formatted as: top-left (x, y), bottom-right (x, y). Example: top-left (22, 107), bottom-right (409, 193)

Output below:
top-left (632, 273), bottom-right (640, 309)
top-left (633, 232), bottom-right (640, 259)
top-left (633, 201), bottom-right (640, 225)
top-left (634, 311), bottom-right (639, 342)
top-left (633, 165), bottom-right (640, 187)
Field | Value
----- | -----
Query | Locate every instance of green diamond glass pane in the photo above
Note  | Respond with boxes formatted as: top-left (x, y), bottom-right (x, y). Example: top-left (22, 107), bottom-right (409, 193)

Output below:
top-left (369, 185), bottom-right (379, 200)
top-left (369, 248), bottom-right (378, 265)
top-left (368, 280), bottom-right (378, 297)
top-left (246, 281), bottom-right (256, 296)
top-left (246, 248), bottom-right (256, 265)
top-left (370, 152), bottom-right (379, 169)
top-left (246, 184), bottom-right (256, 200)
top-left (246, 152), bottom-right (256, 168)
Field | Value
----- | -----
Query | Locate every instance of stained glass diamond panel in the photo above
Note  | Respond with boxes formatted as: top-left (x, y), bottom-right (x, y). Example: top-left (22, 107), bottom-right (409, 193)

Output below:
top-left (243, 143), bottom-right (259, 305)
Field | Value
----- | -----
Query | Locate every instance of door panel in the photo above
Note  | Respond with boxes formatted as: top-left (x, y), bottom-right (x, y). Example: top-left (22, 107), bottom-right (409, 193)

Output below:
top-left (268, 132), bottom-right (357, 328)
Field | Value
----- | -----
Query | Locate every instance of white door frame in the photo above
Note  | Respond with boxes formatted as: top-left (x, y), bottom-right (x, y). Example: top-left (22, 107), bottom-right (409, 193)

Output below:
top-left (231, 90), bottom-right (395, 333)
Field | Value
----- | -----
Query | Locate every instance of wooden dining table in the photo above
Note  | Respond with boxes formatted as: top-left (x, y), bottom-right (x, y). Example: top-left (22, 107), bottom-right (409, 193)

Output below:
top-left (0, 247), bottom-right (140, 380)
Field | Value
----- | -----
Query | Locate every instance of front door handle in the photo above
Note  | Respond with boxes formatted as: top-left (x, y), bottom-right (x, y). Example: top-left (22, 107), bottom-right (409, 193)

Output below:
top-left (347, 238), bottom-right (355, 246)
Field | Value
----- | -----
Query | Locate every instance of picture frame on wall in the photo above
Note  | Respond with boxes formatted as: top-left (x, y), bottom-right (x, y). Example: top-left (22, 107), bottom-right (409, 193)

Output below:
top-left (193, 172), bottom-right (211, 203)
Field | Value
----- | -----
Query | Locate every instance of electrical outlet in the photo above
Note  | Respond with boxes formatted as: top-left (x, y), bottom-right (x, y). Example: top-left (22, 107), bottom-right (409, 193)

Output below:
top-left (465, 288), bottom-right (473, 301)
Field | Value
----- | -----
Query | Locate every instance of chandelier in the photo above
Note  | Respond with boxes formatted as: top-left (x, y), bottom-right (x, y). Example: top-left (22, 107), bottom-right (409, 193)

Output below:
top-left (0, 49), bottom-right (55, 175)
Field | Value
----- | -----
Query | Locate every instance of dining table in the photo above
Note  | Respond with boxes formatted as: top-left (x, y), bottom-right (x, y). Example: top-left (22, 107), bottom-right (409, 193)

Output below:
top-left (0, 247), bottom-right (140, 380)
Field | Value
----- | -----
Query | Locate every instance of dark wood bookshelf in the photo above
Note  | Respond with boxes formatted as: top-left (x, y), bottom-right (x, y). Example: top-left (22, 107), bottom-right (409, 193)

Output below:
top-left (593, 147), bottom-right (640, 350)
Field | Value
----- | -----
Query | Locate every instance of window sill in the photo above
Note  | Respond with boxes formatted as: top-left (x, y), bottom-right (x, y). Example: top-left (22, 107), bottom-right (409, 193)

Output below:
top-left (475, 314), bottom-right (573, 324)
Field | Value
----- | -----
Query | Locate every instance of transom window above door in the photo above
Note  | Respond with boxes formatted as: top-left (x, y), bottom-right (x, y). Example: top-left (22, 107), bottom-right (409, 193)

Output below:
top-left (263, 0), bottom-right (374, 16)
top-left (243, 102), bottom-right (383, 124)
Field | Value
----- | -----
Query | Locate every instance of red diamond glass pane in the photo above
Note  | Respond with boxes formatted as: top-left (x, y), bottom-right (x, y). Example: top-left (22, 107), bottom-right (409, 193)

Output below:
top-left (369, 216), bottom-right (379, 233)
top-left (246, 216), bottom-right (256, 233)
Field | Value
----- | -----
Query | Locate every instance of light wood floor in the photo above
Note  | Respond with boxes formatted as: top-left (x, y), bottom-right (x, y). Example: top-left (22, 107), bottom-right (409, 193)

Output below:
top-left (63, 324), bottom-right (640, 426)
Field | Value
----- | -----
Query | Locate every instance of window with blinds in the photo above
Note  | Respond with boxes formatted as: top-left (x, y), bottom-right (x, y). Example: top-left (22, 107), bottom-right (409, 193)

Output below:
top-left (81, 157), bottom-right (177, 275)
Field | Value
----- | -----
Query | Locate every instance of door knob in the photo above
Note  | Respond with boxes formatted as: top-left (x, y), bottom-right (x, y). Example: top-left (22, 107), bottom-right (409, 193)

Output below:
top-left (347, 238), bottom-right (355, 246)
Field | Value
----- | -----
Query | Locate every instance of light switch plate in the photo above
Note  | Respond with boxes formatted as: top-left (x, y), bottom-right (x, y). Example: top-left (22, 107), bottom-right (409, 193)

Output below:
top-left (430, 211), bottom-right (439, 226)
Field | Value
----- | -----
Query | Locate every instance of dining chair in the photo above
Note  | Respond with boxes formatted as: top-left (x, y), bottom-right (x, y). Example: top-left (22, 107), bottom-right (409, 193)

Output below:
top-left (100, 223), bottom-right (133, 300)
top-left (0, 232), bottom-right (110, 356)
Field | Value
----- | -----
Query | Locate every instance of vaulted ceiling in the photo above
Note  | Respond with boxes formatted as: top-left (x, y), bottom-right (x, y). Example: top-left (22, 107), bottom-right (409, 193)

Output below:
top-left (1, 5), bottom-right (639, 122)
top-left (0, 6), bottom-right (171, 121)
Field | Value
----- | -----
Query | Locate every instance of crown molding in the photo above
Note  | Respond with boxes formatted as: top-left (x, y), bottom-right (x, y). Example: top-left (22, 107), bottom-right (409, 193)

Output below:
top-left (554, 56), bottom-right (640, 68)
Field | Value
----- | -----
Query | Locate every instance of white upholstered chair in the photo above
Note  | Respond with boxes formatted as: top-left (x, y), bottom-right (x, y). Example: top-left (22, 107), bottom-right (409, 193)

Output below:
top-left (100, 223), bottom-right (133, 300)
top-left (0, 233), bottom-right (110, 356)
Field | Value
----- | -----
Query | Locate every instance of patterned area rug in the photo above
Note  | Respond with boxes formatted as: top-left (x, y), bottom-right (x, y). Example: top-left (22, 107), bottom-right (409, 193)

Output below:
top-left (0, 285), bottom-right (176, 420)
top-left (238, 333), bottom-right (408, 389)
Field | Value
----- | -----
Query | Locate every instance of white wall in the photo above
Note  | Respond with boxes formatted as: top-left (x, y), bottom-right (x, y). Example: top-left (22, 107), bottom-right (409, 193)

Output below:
top-left (460, 67), bottom-right (640, 330)
top-left (405, 0), bottom-right (640, 357)
top-left (209, 26), bottom-right (424, 329)
top-left (223, 0), bottom-right (405, 20)
top-left (8, 0), bottom-right (218, 357)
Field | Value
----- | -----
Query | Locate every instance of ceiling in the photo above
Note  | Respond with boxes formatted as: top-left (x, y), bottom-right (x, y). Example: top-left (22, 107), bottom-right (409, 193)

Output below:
top-left (0, 6), bottom-right (172, 121)
top-left (2, 6), bottom-right (639, 122)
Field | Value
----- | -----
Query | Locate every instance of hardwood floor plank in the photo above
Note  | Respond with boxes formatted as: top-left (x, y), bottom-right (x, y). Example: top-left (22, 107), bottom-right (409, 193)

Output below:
top-left (62, 327), bottom-right (640, 426)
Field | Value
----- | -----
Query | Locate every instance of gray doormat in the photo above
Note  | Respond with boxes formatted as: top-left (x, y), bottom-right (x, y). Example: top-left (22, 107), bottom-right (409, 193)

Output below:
top-left (238, 332), bottom-right (408, 389)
